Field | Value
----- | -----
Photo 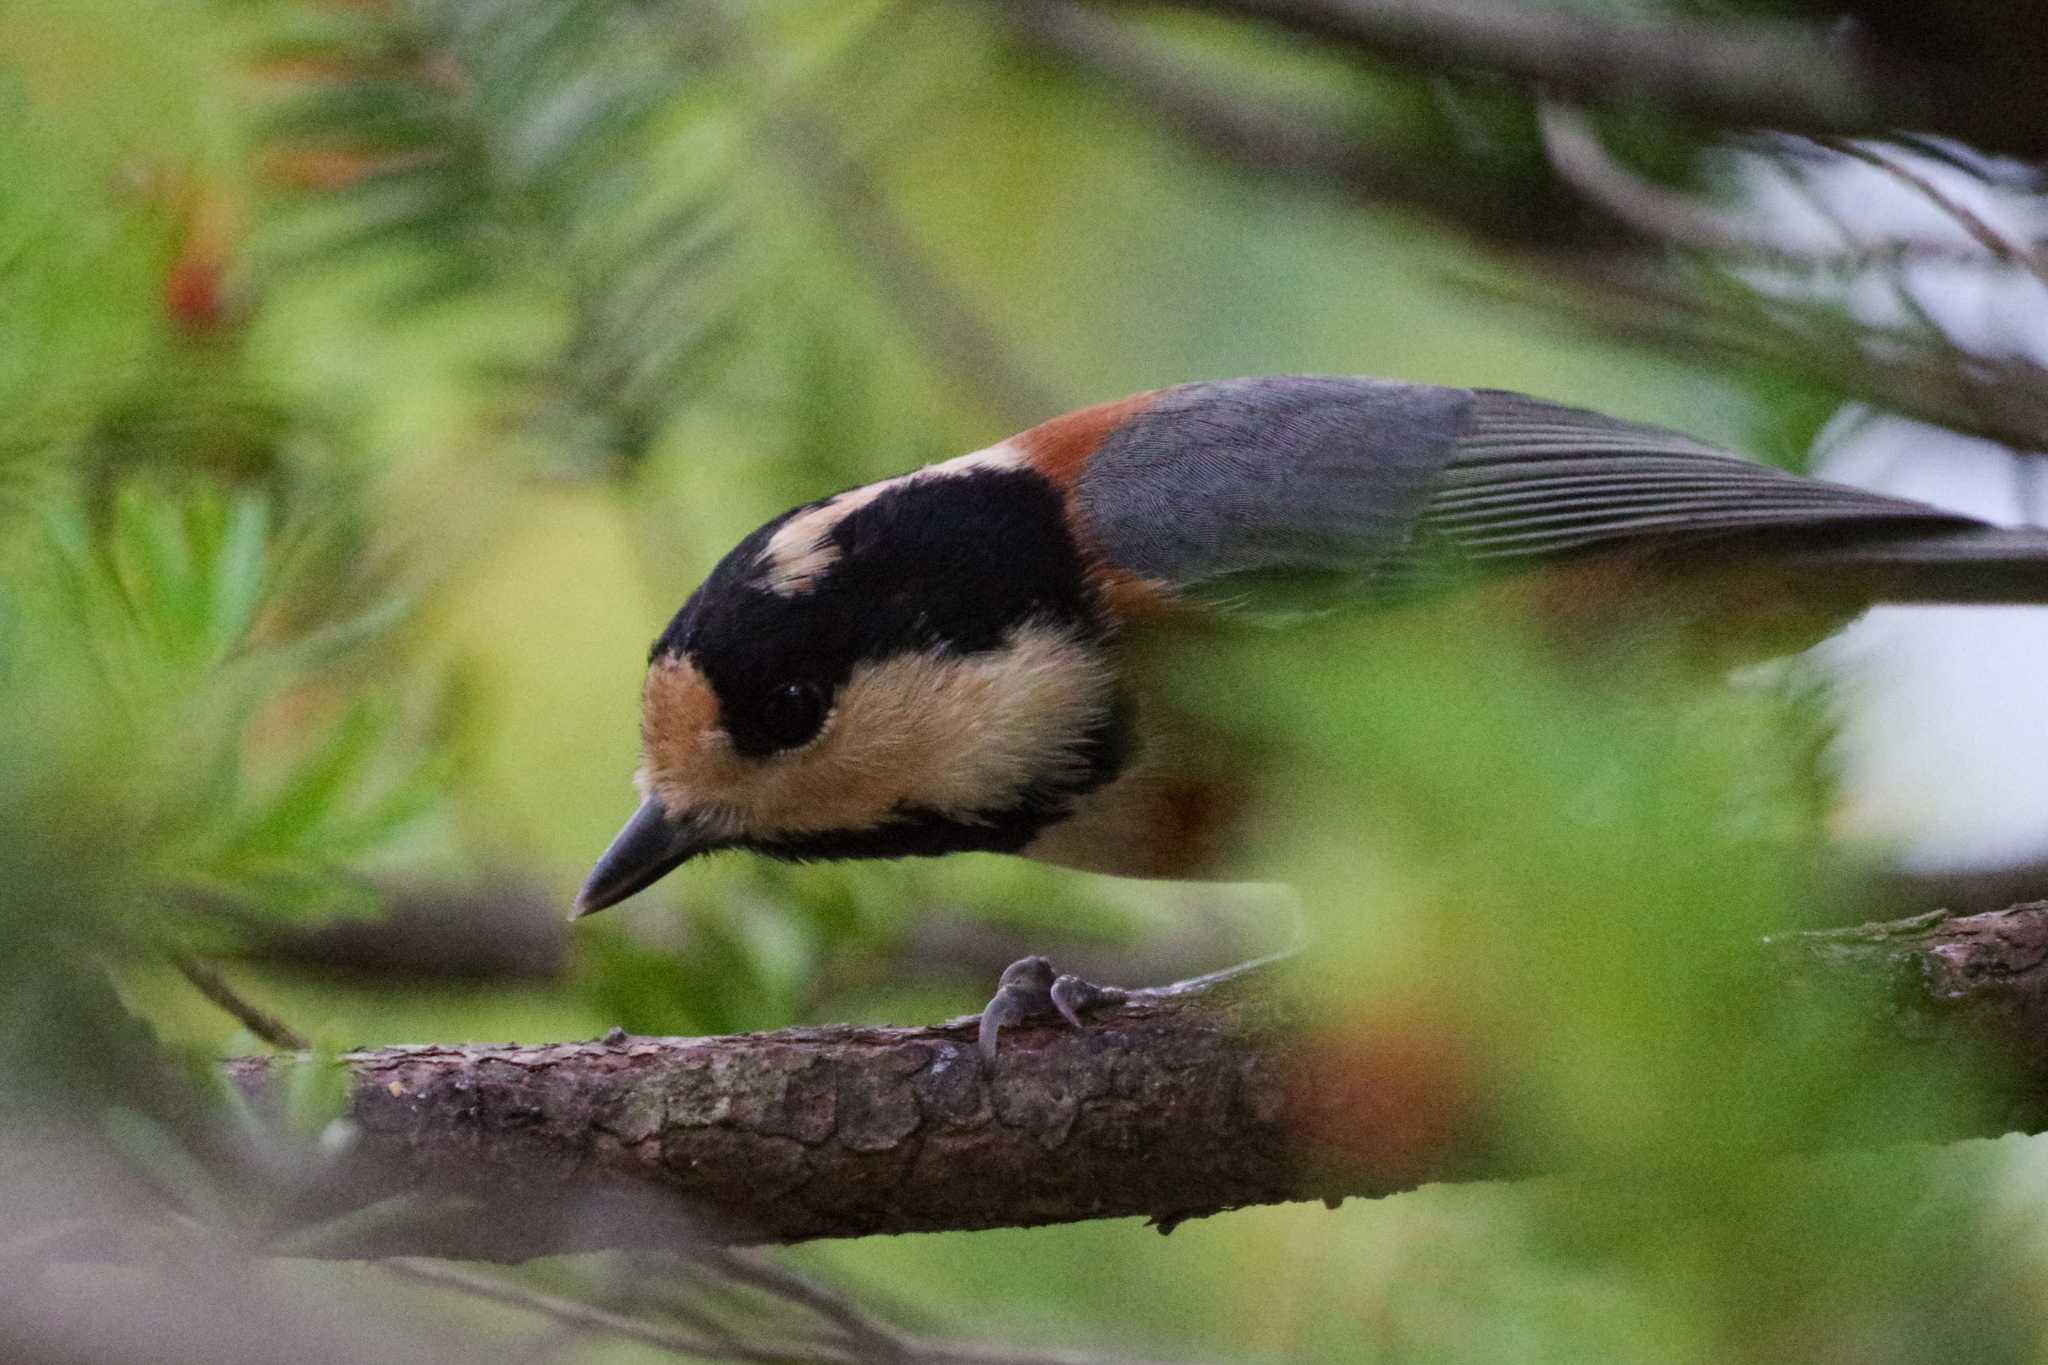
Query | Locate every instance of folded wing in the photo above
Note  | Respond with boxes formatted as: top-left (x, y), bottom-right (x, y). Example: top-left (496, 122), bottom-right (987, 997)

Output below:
top-left (1072, 377), bottom-right (2042, 608)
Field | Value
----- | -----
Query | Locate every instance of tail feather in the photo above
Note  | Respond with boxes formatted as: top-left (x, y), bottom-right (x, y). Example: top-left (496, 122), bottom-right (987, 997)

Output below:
top-left (1788, 524), bottom-right (2048, 605)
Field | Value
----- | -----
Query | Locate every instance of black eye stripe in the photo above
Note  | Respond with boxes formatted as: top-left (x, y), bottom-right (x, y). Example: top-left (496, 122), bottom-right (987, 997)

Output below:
top-left (743, 680), bottom-right (830, 755)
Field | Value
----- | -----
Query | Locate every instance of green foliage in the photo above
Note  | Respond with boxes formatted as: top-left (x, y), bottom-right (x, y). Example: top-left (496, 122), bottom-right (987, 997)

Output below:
top-left (577, 858), bottom-right (931, 1035)
top-left (1151, 607), bottom-right (2006, 1359)
top-left (0, 0), bottom-right (447, 954)
top-left (15, 485), bottom-right (440, 936)
top-left (3, 0), bottom-right (2043, 1360)
top-left (259, 0), bottom-right (749, 467)
top-left (94, 1036), bottom-right (362, 1253)
top-left (0, 86), bottom-right (162, 503)
top-left (0, 11), bottom-right (450, 1274)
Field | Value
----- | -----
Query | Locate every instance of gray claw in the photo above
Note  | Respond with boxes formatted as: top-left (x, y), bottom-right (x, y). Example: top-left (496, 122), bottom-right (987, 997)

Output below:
top-left (977, 948), bottom-right (1291, 1069)
top-left (997, 955), bottom-right (1057, 996)
top-left (978, 956), bottom-right (1139, 1066)
top-left (1049, 974), bottom-right (1128, 1030)
top-left (977, 957), bottom-right (1057, 1066)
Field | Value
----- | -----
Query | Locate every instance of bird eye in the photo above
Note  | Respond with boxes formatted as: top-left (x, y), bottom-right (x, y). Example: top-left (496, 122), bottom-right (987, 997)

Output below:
top-left (756, 681), bottom-right (828, 752)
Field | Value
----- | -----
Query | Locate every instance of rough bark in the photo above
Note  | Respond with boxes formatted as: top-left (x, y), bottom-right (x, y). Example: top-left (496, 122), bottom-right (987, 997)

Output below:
top-left (230, 903), bottom-right (2048, 1261)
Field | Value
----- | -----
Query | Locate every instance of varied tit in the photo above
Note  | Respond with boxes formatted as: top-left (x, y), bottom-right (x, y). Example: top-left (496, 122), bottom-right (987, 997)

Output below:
top-left (577, 375), bottom-right (2048, 1049)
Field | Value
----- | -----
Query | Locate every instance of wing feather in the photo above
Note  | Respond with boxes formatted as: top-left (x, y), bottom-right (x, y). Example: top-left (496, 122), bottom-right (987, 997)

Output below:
top-left (1417, 391), bottom-right (1962, 563)
top-left (1072, 377), bottom-right (1994, 606)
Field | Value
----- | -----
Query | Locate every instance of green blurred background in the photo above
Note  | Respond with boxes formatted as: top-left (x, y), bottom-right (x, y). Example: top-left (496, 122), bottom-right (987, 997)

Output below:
top-left (6, 1), bottom-right (2047, 1361)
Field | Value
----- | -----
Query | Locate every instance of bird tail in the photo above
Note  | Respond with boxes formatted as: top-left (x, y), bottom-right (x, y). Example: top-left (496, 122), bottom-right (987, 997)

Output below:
top-left (1793, 524), bottom-right (2048, 605)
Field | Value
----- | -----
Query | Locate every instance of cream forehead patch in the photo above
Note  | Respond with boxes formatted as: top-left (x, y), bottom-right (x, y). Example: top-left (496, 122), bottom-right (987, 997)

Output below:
top-left (756, 439), bottom-right (1029, 597)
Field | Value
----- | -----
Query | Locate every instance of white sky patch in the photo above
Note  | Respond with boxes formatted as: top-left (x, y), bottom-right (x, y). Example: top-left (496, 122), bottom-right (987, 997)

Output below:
top-left (1728, 143), bottom-right (2048, 869)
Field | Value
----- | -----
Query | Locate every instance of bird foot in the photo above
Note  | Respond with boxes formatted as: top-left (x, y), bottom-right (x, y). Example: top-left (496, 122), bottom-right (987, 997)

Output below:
top-left (974, 946), bottom-right (1303, 1066)
top-left (976, 955), bottom-right (1132, 1066)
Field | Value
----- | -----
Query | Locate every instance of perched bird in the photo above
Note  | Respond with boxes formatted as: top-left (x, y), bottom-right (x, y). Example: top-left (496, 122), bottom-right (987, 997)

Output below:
top-left (575, 376), bottom-right (2048, 1048)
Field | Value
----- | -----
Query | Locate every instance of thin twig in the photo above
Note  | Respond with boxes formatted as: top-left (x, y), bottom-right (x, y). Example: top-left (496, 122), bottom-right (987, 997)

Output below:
top-left (1535, 103), bottom-right (1986, 270)
top-left (386, 1258), bottom-right (831, 1365)
top-left (1775, 145), bottom-right (1998, 443)
top-left (998, 0), bottom-right (1498, 225)
top-left (1145, 0), bottom-right (1920, 135)
top-left (1466, 260), bottom-right (2048, 454)
top-left (388, 1256), bottom-right (1188, 1365)
top-left (169, 950), bottom-right (308, 1051)
top-left (1809, 136), bottom-right (2048, 292)
top-left (1536, 102), bottom-right (1759, 254)
top-left (671, 1), bottom-right (1063, 430)
top-left (697, 1248), bottom-right (916, 1362)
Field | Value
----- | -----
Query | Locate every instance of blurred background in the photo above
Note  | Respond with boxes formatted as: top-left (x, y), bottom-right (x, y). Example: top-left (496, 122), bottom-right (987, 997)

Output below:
top-left (5, 0), bottom-right (2048, 1361)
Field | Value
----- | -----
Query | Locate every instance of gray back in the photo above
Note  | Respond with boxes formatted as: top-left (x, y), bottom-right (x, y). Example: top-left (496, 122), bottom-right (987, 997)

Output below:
top-left (1075, 377), bottom-right (1469, 593)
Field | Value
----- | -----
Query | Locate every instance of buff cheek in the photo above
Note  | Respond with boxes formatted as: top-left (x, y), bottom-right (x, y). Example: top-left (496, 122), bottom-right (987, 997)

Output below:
top-left (637, 657), bottom-right (743, 816)
top-left (636, 625), bottom-right (1115, 841)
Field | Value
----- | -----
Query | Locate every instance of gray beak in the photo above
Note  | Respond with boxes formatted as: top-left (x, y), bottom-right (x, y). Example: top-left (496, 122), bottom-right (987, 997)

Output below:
top-left (573, 798), bottom-right (710, 919)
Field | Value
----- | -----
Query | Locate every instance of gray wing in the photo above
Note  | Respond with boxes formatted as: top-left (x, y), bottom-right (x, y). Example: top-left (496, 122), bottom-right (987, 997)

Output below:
top-left (1428, 391), bottom-right (1967, 560)
top-left (1073, 377), bottom-right (1989, 606)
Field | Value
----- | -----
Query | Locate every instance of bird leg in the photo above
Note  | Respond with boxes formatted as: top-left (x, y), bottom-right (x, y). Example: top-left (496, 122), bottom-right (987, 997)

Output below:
top-left (974, 948), bottom-right (1298, 1065)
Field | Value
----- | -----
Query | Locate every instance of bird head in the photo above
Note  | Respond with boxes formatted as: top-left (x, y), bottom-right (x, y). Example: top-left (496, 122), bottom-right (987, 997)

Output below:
top-left (574, 444), bottom-right (1129, 917)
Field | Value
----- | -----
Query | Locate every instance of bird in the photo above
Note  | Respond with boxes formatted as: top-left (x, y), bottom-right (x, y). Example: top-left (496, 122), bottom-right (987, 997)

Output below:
top-left (573, 375), bottom-right (2048, 1053)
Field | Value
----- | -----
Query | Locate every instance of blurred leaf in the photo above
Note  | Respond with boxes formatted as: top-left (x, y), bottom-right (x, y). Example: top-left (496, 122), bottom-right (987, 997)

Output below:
top-left (577, 911), bottom-right (796, 1036)
top-left (20, 482), bottom-right (444, 936)
top-left (258, 0), bottom-right (750, 468)
top-left (279, 1043), bottom-right (352, 1149)
top-left (99, 1106), bottom-right (232, 1228)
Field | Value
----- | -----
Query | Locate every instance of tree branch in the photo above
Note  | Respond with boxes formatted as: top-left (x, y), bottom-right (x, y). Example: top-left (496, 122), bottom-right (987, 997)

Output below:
top-left (170, 950), bottom-right (309, 1051)
top-left (1131, 0), bottom-right (1931, 137)
top-left (1477, 257), bottom-right (2048, 454)
top-left (1532, 104), bottom-right (1996, 270)
top-left (1806, 135), bottom-right (2048, 291)
top-left (229, 902), bottom-right (2048, 1261)
top-left (997, 0), bottom-right (1525, 231)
